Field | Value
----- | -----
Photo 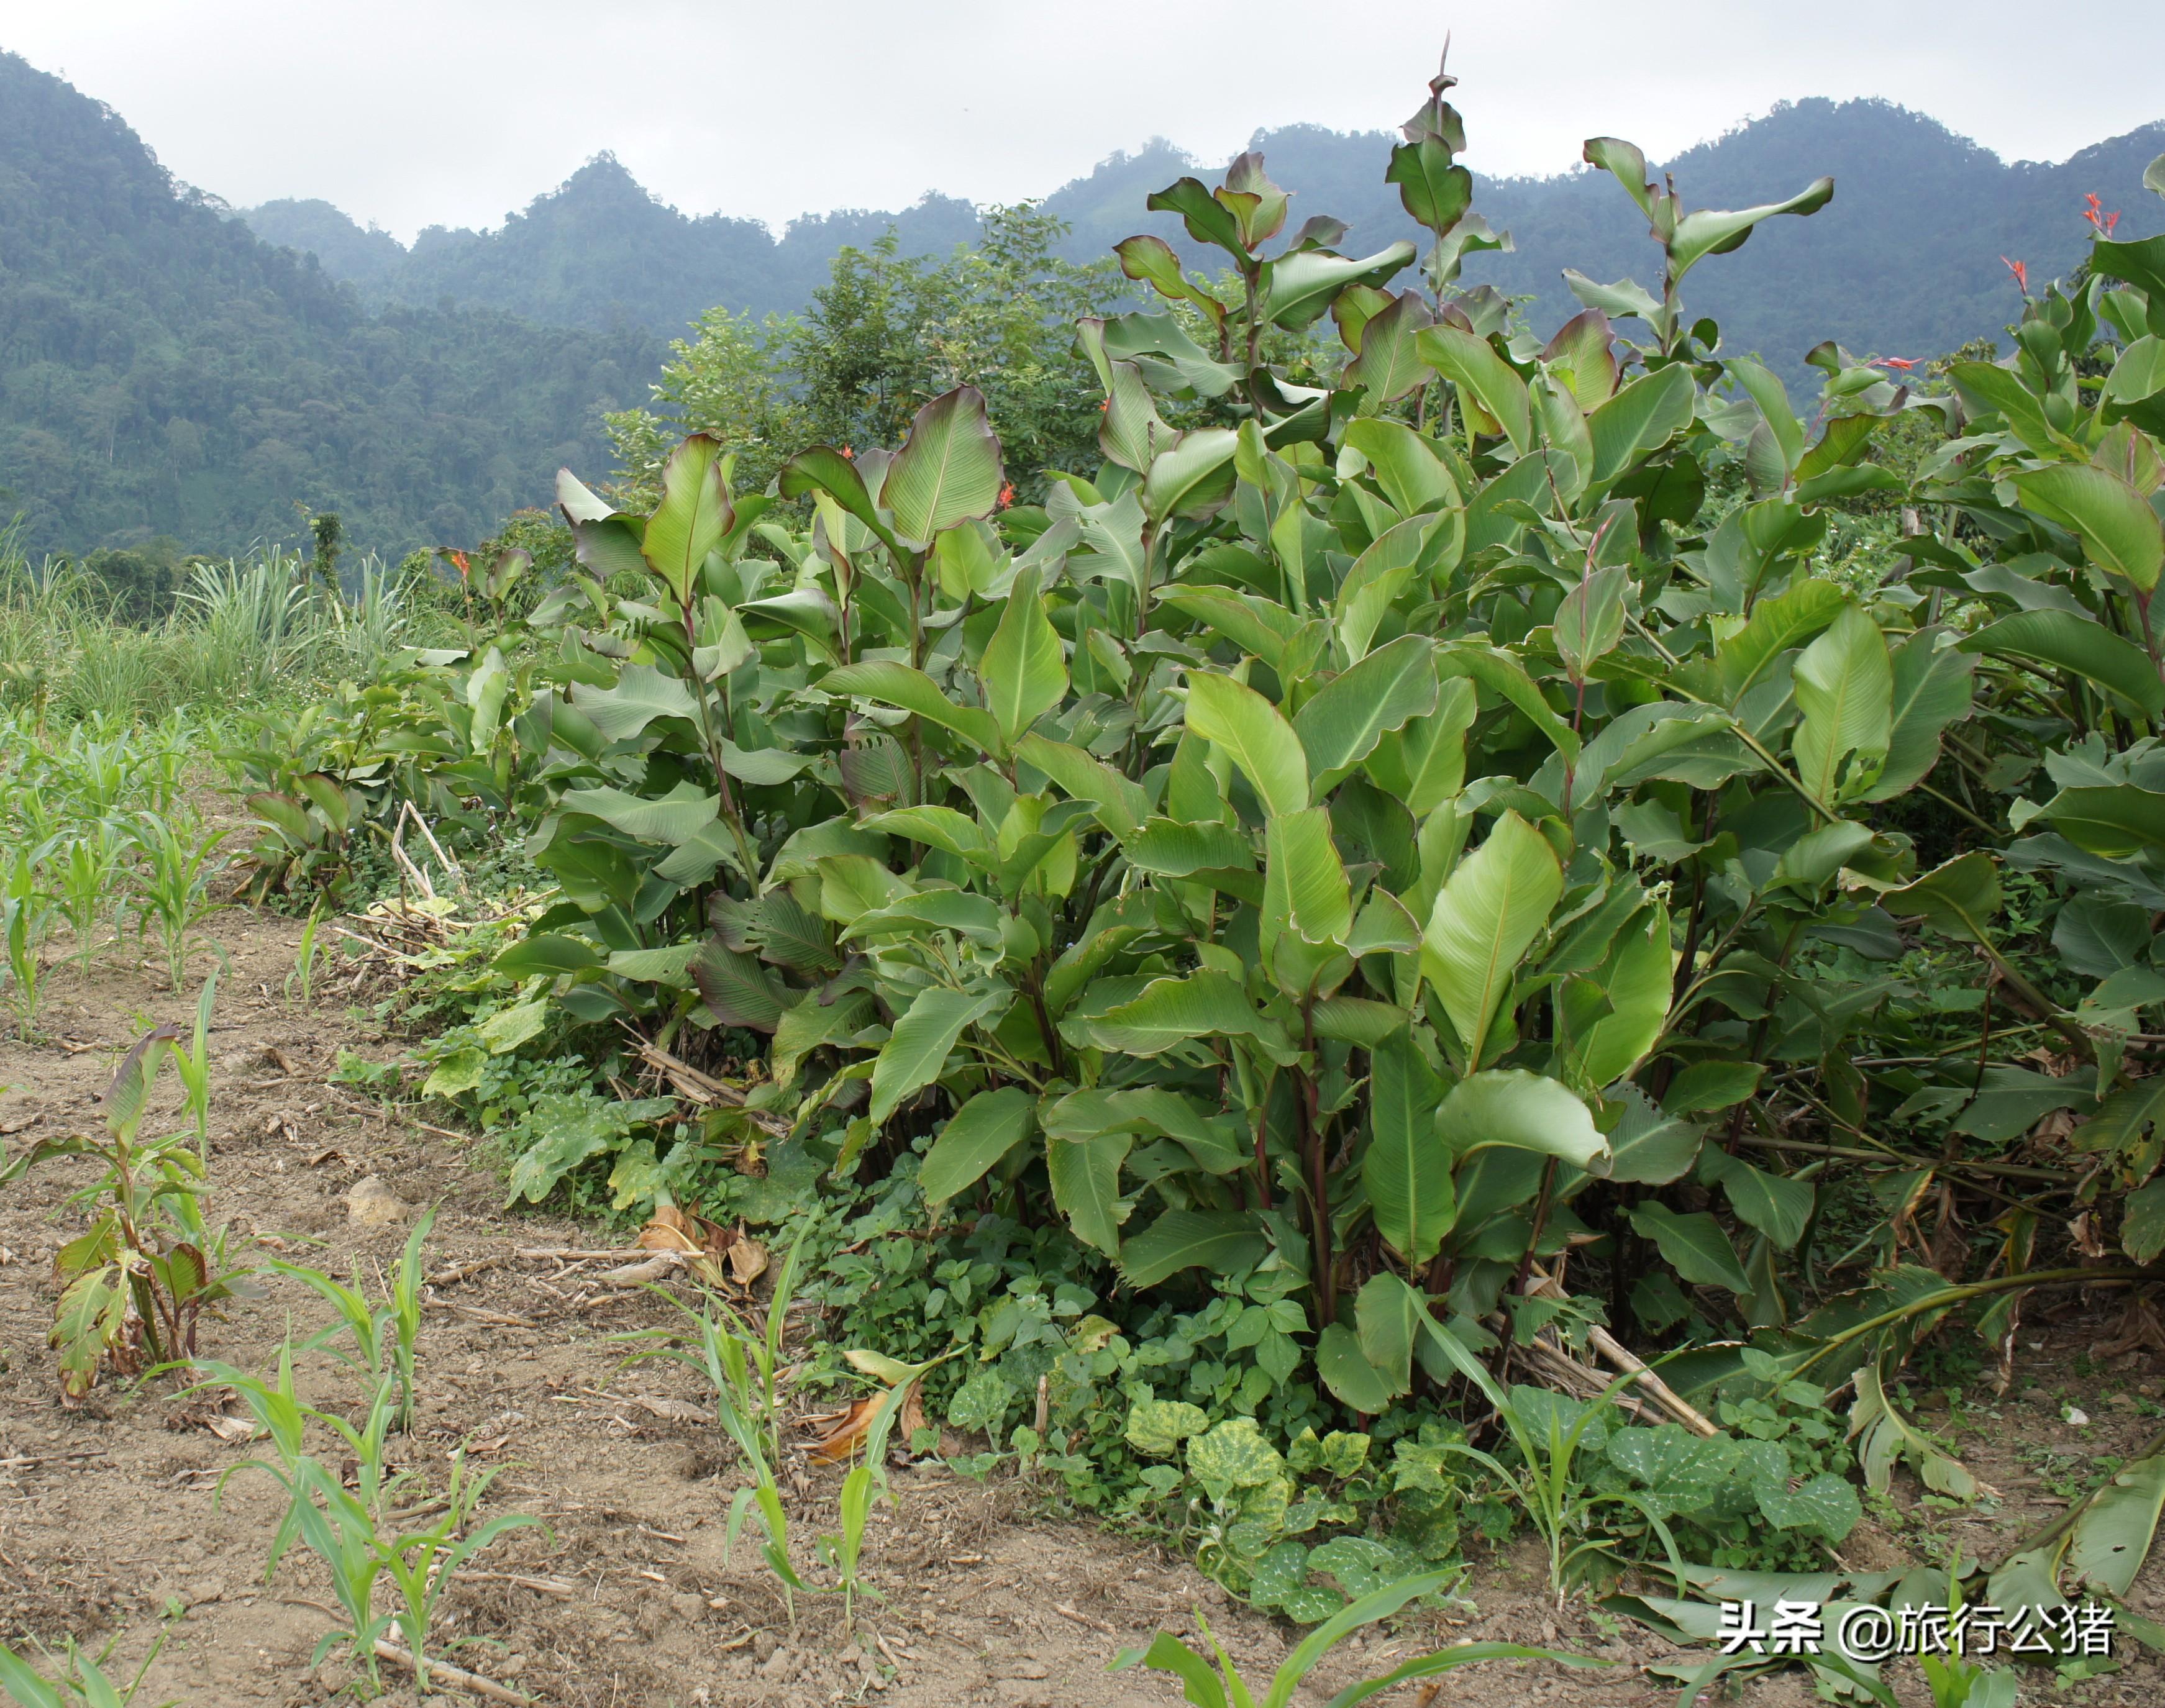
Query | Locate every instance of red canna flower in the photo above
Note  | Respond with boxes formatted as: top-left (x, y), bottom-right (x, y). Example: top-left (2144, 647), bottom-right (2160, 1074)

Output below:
top-left (1099, 397), bottom-right (1110, 414)
top-left (446, 549), bottom-right (470, 579)
top-left (841, 445), bottom-right (854, 460)
top-left (2081, 194), bottom-right (2123, 236)
top-left (1874, 357), bottom-right (1917, 371)
top-left (998, 482), bottom-right (1016, 509)
top-left (2002, 256), bottom-right (2030, 296)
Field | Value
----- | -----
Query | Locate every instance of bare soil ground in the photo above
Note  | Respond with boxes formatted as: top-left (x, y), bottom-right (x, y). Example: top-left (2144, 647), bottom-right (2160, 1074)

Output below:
top-left (2, 906), bottom-right (2163, 1707)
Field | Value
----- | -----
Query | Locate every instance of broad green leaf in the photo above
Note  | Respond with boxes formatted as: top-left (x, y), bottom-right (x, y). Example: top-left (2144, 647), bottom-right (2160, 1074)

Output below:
top-left (822, 660), bottom-right (1003, 756)
top-left (1060, 970), bottom-right (1287, 1058)
top-left (1851, 1361), bottom-right (1984, 1499)
top-left (1126, 1397), bottom-right (1212, 1458)
top-left (1791, 604), bottom-right (1892, 804)
top-left (1700, 1149), bottom-right (1815, 1250)
top-left (1585, 363), bottom-right (1697, 487)
top-left (1309, 996), bottom-right (1410, 1045)
top-left (2013, 464), bottom-right (2164, 592)
top-left (558, 783), bottom-right (716, 845)
top-left (1728, 358), bottom-right (1804, 477)
top-left (1884, 851), bottom-right (2000, 943)
top-left (1667, 176), bottom-right (1835, 278)
top-left (1143, 427), bottom-right (1241, 522)
top-left (1334, 516), bottom-right (1440, 664)
top-left (842, 889), bottom-right (1006, 945)
top-left (1861, 631), bottom-right (1976, 802)
top-left (1423, 811), bottom-right (1563, 1066)
top-left (1317, 1323), bottom-right (1402, 1414)
top-left (1628, 1203), bottom-right (1749, 1292)
top-left (1605, 1085), bottom-right (1704, 1184)
top-left (1416, 324), bottom-right (1532, 452)
top-left (1294, 635), bottom-right (1439, 778)
top-left (883, 385), bottom-right (1004, 545)
top-left (1119, 1209), bottom-right (1268, 1289)
top-left (479, 998), bottom-right (549, 1053)
top-left (493, 933), bottom-right (602, 978)
top-left (1017, 732), bottom-right (1149, 841)
top-left (572, 663), bottom-right (699, 742)
top-left (719, 742), bottom-right (806, 786)
top-left (1436, 642), bottom-right (1582, 762)
top-left (1716, 579), bottom-right (1846, 704)
top-left (867, 986), bottom-right (1008, 1125)
top-left (858, 804), bottom-right (991, 864)
top-left (1344, 292), bottom-right (1436, 404)
top-left (1961, 610), bottom-right (2165, 719)
top-left (690, 942), bottom-right (786, 1032)
top-left (981, 564), bottom-right (1067, 745)
top-left (1265, 242), bottom-right (1417, 329)
top-left (1436, 1070), bottom-right (1609, 1174)
top-left (1951, 361), bottom-right (2069, 455)
top-left (1368, 1030), bottom-right (1454, 1266)
top-left (1184, 673), bottom-right (1310, 817)
top-left (2125, 1178), bottom-right (2165, 1265)
top-left (779, 445), bottom-right (892, 547)
top-left (1386, 137), bottom-right (1472, 235)
top-left (2066, 1453), bottom-right (2165, 1597)
top-left (1261, 806), bottom-right (1352, 964)
top-left (1047, 1129), bottom-right (1131, 1255)
top-left (1126, 817), bottom-right (1254, 878)
top-left (642, 434), bottom-right (733, 604)
top-left (1582, 137), bottom-right (1657, 217)
top-left (2108, 335), bottom-right (2165, 404)
top-left (1757, 1471), bottom-right (1861, 1541)
top-left (1558, 902), bottom-right (1672, 1088)
top-left (2036, 784), bottom-right (2165, 860)
top-left (1341, 417), bottom-right (1459, 516)
top-left (1114, 234), bottom-right (1226, 325)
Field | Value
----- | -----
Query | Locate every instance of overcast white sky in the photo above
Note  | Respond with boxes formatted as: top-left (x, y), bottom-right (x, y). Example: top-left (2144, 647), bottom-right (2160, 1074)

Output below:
top-left (4, 1), bottom-right (2160, 243)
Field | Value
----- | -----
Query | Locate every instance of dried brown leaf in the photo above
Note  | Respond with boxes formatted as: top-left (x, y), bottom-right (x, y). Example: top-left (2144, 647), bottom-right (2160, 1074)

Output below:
top-left (803, 1397), bottom-right (880, 1465)
top-left (727, 1235), bottom-right (768, 1288)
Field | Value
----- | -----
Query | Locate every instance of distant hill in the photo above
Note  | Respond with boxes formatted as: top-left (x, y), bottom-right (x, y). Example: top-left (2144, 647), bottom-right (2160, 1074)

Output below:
top-left (0, 53), bottom-right (660, 560)
top-left (245, 157), bottom-right (983, 332)
top-left (248, 99), bottom-right (2165, 381)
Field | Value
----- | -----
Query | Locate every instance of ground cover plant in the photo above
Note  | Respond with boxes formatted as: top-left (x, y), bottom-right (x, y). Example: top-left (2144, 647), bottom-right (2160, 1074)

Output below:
top-left (7, 49), bottom-right (2165, 1707)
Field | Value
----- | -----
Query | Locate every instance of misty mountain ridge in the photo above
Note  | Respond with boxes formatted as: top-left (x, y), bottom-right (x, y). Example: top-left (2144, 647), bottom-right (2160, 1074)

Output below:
top-left (245, 97), bottom-right (2165, 375)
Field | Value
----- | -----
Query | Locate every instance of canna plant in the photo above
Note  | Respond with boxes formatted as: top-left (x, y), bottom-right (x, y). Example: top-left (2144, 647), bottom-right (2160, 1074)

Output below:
top-left (472, 53), bottom-right (1928, 1379)
top-left (2, 1025), bottom-right (250, 1397)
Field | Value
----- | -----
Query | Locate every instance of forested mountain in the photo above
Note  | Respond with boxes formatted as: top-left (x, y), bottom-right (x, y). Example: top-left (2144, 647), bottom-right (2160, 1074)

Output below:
top-left (0, 53), bottom-right (660, 560)
top-left (245, 159), bottom-right (983, 333)
top-left (9, 36), bottom-right (2161, 563)
top-left (253, 99), bottom-right (2165, 381)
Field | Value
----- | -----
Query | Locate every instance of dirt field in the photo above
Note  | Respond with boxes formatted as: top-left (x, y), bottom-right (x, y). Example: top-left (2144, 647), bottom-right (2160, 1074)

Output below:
top-left (2, 907), bottom-right (2163, 1707)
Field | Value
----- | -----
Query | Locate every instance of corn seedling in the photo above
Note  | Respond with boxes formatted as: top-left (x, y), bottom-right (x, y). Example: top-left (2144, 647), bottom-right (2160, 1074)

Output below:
top-left (264, 1207), bottom-right (432, 1427)
top-left (620, 1222), bottom-right (815, 1627)
top-left (285, 901), bottom-right (327, 1006)
top-left (1, 1025), bottom-right (252, 1397)
top-left (125, 812), bottom-right (227, 991)
top-left (814, 1348), bottom-right (954, 1635)
top-left (53, 824), bottom-right (124, 976)
top-left (211, 1333), bottom-right (539, 1691)
top-left (0, 1630), bottom-right (174, 1708)
top-left (1, 846), bottom-right (53, 1037)
top-left (168, 968), bottom-right (216, 1164)
top-left (1114, 1569), bottom-right (1597, 1708)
